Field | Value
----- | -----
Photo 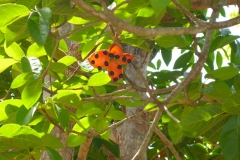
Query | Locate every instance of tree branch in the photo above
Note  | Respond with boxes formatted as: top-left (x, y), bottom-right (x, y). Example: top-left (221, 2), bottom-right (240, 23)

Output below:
top-left (71, 0), bottom-right (240, 36)
top-left (77, 136), bottom-right (93, 160)
top-left (154, 128), bottom-right (181, 160)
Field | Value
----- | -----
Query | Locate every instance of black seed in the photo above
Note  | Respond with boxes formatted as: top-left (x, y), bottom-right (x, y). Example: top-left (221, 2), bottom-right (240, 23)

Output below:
top-left (127, 59), bottom-right (132, 63)
top-left (122, 56), bottom-right (127, 61)
top-left (113, 78), bottom-right (118, 81)
top-left (104, 61), bottom-right (109, 66)
top-left (117, 65), bottom-right (122, 69)
top-left (109, 71), bottom-right (114, 75)
top-left (119, 74), bottom-right (123, 78)
top-left (91, 60), bottom-right (95, 64)
top-left (94, 54), bottom-right (99, 58)
top-left (98, 66), bottom-right (102, 70)
top-left (109, 53), bottom-right (114, 57)
top-left (103, 50), bottom-right (108, 55)
top-left (115, 55), bottom-right (120, 59)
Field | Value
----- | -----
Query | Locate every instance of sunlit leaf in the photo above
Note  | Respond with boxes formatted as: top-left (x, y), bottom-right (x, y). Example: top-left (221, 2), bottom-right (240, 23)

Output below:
top-left (88, 72), bottom-right (111, 86)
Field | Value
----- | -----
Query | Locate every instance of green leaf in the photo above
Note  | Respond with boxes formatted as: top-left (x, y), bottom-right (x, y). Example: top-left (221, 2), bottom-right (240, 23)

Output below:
top-left (21, 56), bottom-right (32, 72)
top-left (41, 134), bottom-right (63, 149)
top-left (180, 104), bottom-right (223, 136)
top-left (222, 90), bottom-right (240, 114)
top-left (4, 42), bottom-right (25, 60)
top-left (168, 121), bottom-right (183, 143)
top-left (5, 16), bottom-right (29, 47)
top-left (0, 58), bottom-right (18, 73)
top-left (230, 41), bottom-right (240, 65)
top-left (17, 0), bottom-right (41, 9)
top-left (155, 35), bottom-right (178, 48)
top-left (173, 52), bottom-right (193, 69)
top-left (27, 12), bottom-right (50, 46)
top-left (106, 110), bottom-right (126, 120)
top-left (50, 62), bottom-right (68, 73)
top-left (39, 7), bottom-right (52, 20)
top-left (76, 107), bottom-right (102, 118)
top-left (210, 35), bottom-right (240, 52)
top-left (234, 74), bottom-right (240, 91)
top-left (67, 133), bottom-right (87, 147)
top-left (220, 115), bottom-right (240, 160)
top-left (203, 81), bottom-right (231, 103)
top-left (0, 3), bottom-right (29, 27)
top-left (42, 0), bottom-right (57, 7)
top-left (52, 5), bottom-right (75, 15)
top-left (97, 119), bottom-right (110, 140)
top-left (58, 56), bottom-right (77, 66)
top-left (81, 40), bottom-right (96, 59)
top-left (53, 91), bottom-right (82, 108)
top-left (126, 0), bottom-right (149, 14)
top-left (161, 48), bottom-right (172, 66)
top-left (114, 91), bottom-right (145, 107)
top-left (28, 57), bottom-right (43, 74)
top-left (22, 79), bottom-right (43, 109)
top-left (15, 103), bottom-right (38, 125)
top-left (150, 0), bottom-right (170, 17)
top-left (0, 99), bottom-right (23, 122)
top-left (46, 147), bottom-right (63, 160)
top-left (137, 7), bottom-right (154, 17)
top-left (205, 66), bottom-right (239, 81)
top-left (216, 51), bottom-right (222, 68)
top-left (44, 35), bottom-right (57, 56)
top-left (53, 103), bottom-right (69, 131)
top-left (27, 43), bottom-right (47, 57)
top-left (0, 124), bottom-right (42, 150)
top-left (88, 72), bottom-right (111, 86)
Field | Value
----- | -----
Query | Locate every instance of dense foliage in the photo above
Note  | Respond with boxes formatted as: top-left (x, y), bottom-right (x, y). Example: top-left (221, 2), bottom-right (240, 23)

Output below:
top-left (0, 0), bottom-right (239, 159)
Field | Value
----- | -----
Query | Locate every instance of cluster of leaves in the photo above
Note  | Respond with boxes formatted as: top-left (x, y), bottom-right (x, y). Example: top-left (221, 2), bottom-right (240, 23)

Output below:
top-left (0, 0), bottom-right (239, 159)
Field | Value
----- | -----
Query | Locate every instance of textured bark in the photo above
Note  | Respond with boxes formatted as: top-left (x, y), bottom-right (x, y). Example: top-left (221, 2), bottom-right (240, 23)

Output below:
top-left (113, 46), bottom-right (151, 160)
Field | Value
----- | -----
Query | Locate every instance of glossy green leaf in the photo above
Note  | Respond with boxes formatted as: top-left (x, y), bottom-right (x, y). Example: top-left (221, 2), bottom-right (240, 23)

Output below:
top-left (210, 35), bottom-right (240, 52)
top-left (81, 40), bottom-right (96, 59)
top-left (46, 147), bottom-right (63, 160)
top-left (0, 58), bottom-right (18, 73)
top-left (39, 7), bottom-right (52, 20)
top-left (4, 42), bottom-right (25, 60)
top-left (21, 56), bottom-right (32, 72)
top-left (173, 52), bottom-right (193, 69)
top-left (27, 43), bottom-right (47, 57)
top-left (88, 72), bottom-right (111, 86)
top-left (76, 107), bottom-right (102, 118)
top-left (114, 91), bottom-right (145, 107)
top-left (52, 5), bottom-right (75, 15)
top-left (216, 51), bottom-right (223, 68)
top-left (234, 74), bottom-right (240, 91)
top-left (67, 133), bottom-right (87, 147)
top-left (98, 119), bottom-right (110, 140)
top-left (151, 70), bottom-right (182, 84)
top-left (222, 90), bottom-right (240, 114)
top-left (53, 91), bottom-right (82, 108)
top-left (15, 103), bottom-right (38, 125)
top-left (220, 115), bottom-right (240, 160)
top-left (44, 35), bottom-right (57, 56)
top-left (168, 120), bottom-right (183, 143)
top-left (0, 3), bottom-right (29, 27)
top-left (126, 0), bottom-right (149, 14)
top-left (0, 99), bottom-right (23, 122)
top-left (180, 104), bottom-right (223, 136)
top-left (161, 48), bottom-right (172, 66)
top-left (53, 103), bottom-right (69, 131)
top-left (137, 7), bottom-right (154, 17)
top-left (22, 79), bottom-right (43, 109)
top-left (205, 66), bottom-right (239, 80)
top-left (17, 0), bottom-right (41, 9)
top-left (203, 81), bottom-right (231, 103)
top-left (41, 134), bottom-right (63, 149)
top-left (50, 62), bottom-right (68, 73)
top-left (27, 12), bottom-right (50, 46)
top-left (230, 41), bottom-right (240, 65)
top-left (5, 16), bottom-right (29, 47)
top-left (106, 110), bottom-right (126, 120)
top-left (150, 0), bottom-right (170, 17)
top-left (58, 56), bottom-right (77, 66)
top-left (204, 114), bottom-right (230, 142)
top-left (155, 35), bottom-right (178, 48)
top-left (42, 0), bottom-right (57, 7)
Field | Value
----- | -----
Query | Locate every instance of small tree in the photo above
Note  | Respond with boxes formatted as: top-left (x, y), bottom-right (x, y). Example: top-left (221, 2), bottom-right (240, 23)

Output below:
top-left (0, 0), bottom-right (239, 159)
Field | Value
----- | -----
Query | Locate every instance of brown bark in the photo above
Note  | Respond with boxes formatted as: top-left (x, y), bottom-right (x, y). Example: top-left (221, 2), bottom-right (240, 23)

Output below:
top-left (111, 46), bottom-right (151, 160)
top-left (191, 0), bottom-right (238, 10)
